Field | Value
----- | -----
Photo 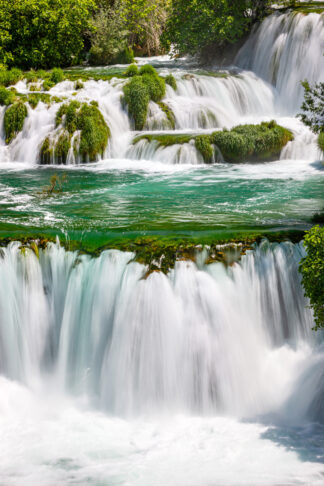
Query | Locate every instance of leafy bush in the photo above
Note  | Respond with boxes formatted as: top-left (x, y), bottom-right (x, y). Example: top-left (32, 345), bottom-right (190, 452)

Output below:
top-left (115, 47), bottom-right (134, 64)
top-left (123, 76), bottom-right (150, 130)
top-left (165, 74), bottom-right (177, 91)
top-left (0, 67), bottom-right (23, 86)
top-left (42, 80), bottom-right (55, 91)
top-left (4, 101), bottom-right (28, 143)
top-left (0, 0), bottom-right (95, 69)
top-left (299, 81), bottom-right (324, 134)
top-left (195, 136), bottom-right (214, 163)
top-left (139, 64), bottom-right (157, 76)
top-left (50, 68), bottom-right (64, 84)
top-left (0, 86), bottom-right (16, 106)
top-left (299, 226), bottom-right (324, 330)
top-left (42, 101), bottom-right (110, 163)
top-left (141, 73), bottom-right (166, 102)
top-left (125, 64), bottom-right (139, 77)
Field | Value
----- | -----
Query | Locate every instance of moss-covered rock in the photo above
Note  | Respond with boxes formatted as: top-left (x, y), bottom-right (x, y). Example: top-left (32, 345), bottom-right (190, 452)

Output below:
top-left (0, 86), bottom-right (16, 106)
top-left (41, 101), bottom-right (110, 164)
top-left (123, 65), bottom-right (167, 130)
top-left (123, 76), bottom-right (150, 130)
top-left (4, 102), bottom-right (28, 144)
top-left (165, 74), bottom-right (177, 91)
top-left (124, 64), bottom-right (139, 77)
top-left (133, 121), bottom-right (293, 163)
top-left (157, 102), bottom-right (176, 129)
top-left (50, 68), bottom-right (64, 84)
top-left (0, 68), bottom-right (23, 87)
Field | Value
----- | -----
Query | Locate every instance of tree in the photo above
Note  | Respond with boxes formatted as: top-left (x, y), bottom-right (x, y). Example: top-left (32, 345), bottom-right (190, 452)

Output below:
top-left (299, 81), bottom-right (324, 134)
top-left (0, 0), bottom-right (96, 69)
top-left (166, 0), bottom-right (274, 57)
top-left (299, 226), bottom-right (324, 330)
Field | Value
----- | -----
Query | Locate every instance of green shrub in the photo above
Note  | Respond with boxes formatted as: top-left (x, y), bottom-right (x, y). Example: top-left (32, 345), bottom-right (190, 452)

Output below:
top-left (125, 64), bottom-right (139, 77)
top-left (139, 64), bottom-right (157, 76)
top-left (4, 101), bottom-right (28, 143)
top-left (141, 73), bottom-right (166, 102)
top-left (318, 132), bottom-right (324, 153)
top-left (50, 68), bottom-right (64, 84)
top-left (0, 86), bottom-right (15, 105)
top-left (115, 47), bottom-right (134, 64)
top-left (165, 74), bottom-right (177, 91)
top-left (299, 226), bottom-right (324, 330)
top-left (42, 79), bottom-right (55, 91)
top-left (211, 130), bottom-right (253, 162)
top-left (0, 67), bottom-right (23, 86)
top-left (157, 102), bottom-right (176, 129)
top-left (75, 80), bottom-right (84, 90)
top-left (123, 76), bottom-right (150, 130)
top-left (54, 131), bottom-right (71, 164)
top-left (45, 100), bottom-right (110, 163)
top-left (195, 135), bottom-right (214, 163)
top-left (25, 70), bottom-right (39, 83)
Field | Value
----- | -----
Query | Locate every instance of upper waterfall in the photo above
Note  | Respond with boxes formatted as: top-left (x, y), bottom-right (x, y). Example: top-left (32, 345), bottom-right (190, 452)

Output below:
top-left (235, 10), bottom-right (324, 114)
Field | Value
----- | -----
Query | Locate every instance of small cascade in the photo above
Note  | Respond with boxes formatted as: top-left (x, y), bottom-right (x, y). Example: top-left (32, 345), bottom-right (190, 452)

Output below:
top-left (236, 11), bottom-right (324, 113)
top-left (0, 240), bottom-right (321, 421)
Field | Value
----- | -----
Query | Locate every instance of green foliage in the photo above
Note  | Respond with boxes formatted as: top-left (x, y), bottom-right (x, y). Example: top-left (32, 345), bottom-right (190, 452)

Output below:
top-left (166, 0), bottom-right (255, 56)
top-left (165, 74), bottom-right (177, 91)
top-left (157, 101), bottom-right (175, 129)
top-left (141, 73), bottom-right (166, 102)
top-left (0, 67), bottom-right (23, 86)
top-left (45, 100), bottom-right (110, 163)
top-left (0, 86), bottom-right (15, 105)
top-left (299, 81), bottom-right (324, 134)
top-left (134, 122), bottom-right (293, 163)
top-left (124, 64), bottom-right (139, 77)
top-left (42, 80), bottom-right (55, 91)
top-left (50, 68), bottom-right (64, 84)
top-left (4, 101), bottom-right (28, 143)
top-left (299, 226), bottom-right (324, 330)
top-left (211, 122), bottom-right (293, 162)
top-left (0, 0), bottom-right (96, 69)
top-left (318, 132), bottom-right (324, 153)
top-left (115, 47), bottom-right (134, 64)
top-left (89, 2), bottom-right (130, 66)
top-left (123, 76), bottom-right (150, 130)
top-left (139, 64), bottom-right (157, 76)
top-left (123, 66), bottom-right (166, 129)
top-left (195, 136), bottom-right (214, 163)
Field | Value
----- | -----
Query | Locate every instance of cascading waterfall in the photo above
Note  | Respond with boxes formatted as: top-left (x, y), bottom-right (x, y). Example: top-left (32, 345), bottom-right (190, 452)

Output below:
top-left (1, 8), bottom-right (323, 166)
top-left (0, 239), bottom-right (322, 423)
top-left (236, 11), bottom-right (324, 113)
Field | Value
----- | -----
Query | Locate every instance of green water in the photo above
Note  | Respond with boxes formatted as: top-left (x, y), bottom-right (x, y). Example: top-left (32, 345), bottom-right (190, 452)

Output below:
top-left (0, 161), bottom-right (322, 249)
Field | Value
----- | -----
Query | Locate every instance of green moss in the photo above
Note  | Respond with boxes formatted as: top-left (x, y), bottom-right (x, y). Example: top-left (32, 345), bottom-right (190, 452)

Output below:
top-left (139, 64), bottom-right (157, 76)
top-left (0, 86), bottom-right (16, 106)
top-left (124, 64), bottom-right (139, 77)
top-left (123, 76), bottom-right (150, 130)
top-left (195, 135), bottom-right (214, 163)
top-left (50, 68), bottom-right (65, 84)
top-left (165, 74), bottom-right (177, 91)
top-left (27, 93), bottom-right (53, 109)
top-left (0, 68), bottom-right (23, 87)
top-left (40, 137), bottom-right (53, 165)
top-left (157, 102), bottom-right (176, 129)
top-left (75, 80), bottom-right (84, 90)
top-left (123, 65), bottom-right (167, 130)
top-left (133, 122), bottom-right (293, 163)
top-left (4, 102), bottom-right (28, 144)
top-left (54, 131), bottom-right (71, 164)
top-left (43, 100), bottom-right (110, 163)
top-left (42, 79), bottom-right (55, 91)
top-left (318, 132), bottom-right (324, 153)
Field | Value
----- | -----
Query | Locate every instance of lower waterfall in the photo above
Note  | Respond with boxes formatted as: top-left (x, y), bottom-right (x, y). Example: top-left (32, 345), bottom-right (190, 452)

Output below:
top-left (0, 239), bottom-right (321, 421)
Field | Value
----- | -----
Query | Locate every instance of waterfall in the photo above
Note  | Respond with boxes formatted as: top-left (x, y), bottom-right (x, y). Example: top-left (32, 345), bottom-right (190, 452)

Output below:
top-left (236, 11), bottom-right (324, 113)
top-left (0, 239), bottom-right (321, 422)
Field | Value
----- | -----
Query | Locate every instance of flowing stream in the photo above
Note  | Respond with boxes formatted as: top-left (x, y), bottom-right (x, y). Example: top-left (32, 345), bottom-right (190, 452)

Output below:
top-left (0, 8), bottom-right (324, 486)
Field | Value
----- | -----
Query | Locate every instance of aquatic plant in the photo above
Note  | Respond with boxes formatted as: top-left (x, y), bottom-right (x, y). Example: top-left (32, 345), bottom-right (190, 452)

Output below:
top-left (165, 74), bottom-right (177, 91)
top-left (4, 101), bottom-right (28, 144)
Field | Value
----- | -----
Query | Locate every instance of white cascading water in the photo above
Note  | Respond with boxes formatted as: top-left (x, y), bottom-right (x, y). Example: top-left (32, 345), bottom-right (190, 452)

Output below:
top-left (0, 11), bottom-right (322, 165)
top-left (236, 11), bottom-right (324, 113)
top-left (0, 239), bottom-right (321, 421)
